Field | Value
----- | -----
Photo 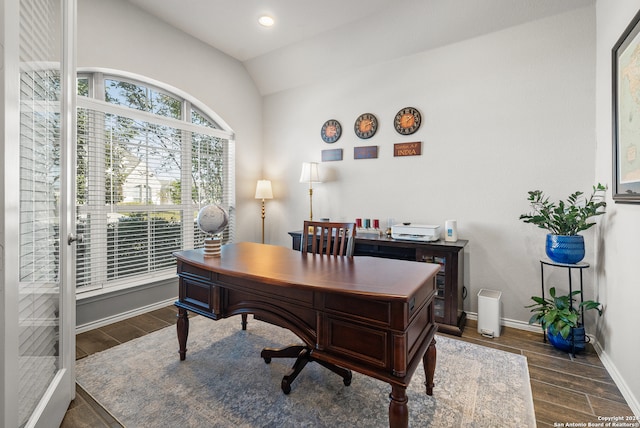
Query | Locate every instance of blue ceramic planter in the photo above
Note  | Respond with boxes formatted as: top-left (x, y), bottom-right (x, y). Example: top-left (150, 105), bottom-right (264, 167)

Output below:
top-left (545, 234), bottom-right (585, 264)
top-left (547, 325), bottom-right (586, 353)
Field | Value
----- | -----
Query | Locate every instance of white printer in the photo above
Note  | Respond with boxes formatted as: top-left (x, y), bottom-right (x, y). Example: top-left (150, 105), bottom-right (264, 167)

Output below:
top-left (391, 223), bottom-right (441, 242)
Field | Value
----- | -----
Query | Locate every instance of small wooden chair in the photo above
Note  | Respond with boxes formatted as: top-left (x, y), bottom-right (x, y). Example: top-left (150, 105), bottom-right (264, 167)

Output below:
top-left (301, 220), bottom-right (356, 256)
top-left (261, 220), bottom-right (356, 394)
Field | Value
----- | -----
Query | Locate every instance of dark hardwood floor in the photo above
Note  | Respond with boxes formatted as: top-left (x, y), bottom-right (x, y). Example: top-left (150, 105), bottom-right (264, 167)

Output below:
top-left (61, 306), bottom-right (635, 427)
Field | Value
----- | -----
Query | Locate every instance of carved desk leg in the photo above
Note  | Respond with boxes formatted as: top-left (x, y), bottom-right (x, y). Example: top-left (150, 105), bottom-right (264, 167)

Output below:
top-left (388, 384), bottom-right (409, 428)
top-left (177, 307), bottom-right (189, 361)
top-left (241, 313), bottom-right (248, 330)
top-left (424, 337), bottom-right (436, 395)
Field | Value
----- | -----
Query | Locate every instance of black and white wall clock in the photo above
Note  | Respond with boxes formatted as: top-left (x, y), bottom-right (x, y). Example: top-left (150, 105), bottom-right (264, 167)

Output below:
top-left (354, 113), bottom-right (378, 139)
top-left (394, 107), bottom-right (421, 135)
top-left (321, 119), bottom-right (342, 143)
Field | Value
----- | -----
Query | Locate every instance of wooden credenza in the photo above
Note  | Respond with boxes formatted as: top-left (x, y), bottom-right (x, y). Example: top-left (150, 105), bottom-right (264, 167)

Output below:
top-left (289, 231), bottom-right (468, 336)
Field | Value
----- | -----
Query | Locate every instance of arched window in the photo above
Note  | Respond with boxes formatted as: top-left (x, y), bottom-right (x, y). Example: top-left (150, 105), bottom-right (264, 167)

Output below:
top-left (75, 70), bottom-right (235, 293)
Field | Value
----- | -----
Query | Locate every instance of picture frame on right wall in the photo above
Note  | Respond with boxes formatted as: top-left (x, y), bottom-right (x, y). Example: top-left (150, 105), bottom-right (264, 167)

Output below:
top-left (612, 8), bottom-right (640, 203)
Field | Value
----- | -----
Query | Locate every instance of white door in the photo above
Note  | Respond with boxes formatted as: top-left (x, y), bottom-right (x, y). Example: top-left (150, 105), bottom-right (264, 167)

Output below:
top-left (1, 0), bottom-right (77, 427)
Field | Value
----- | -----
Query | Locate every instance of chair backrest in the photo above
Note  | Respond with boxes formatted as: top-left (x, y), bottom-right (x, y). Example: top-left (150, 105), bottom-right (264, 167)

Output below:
top-left (302, 221), bottom-right (356, 256)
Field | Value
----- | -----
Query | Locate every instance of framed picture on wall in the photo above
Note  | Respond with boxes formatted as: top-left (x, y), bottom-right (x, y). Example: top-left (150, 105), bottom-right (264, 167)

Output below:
top-left (612, 8), bottom-right (640, 203)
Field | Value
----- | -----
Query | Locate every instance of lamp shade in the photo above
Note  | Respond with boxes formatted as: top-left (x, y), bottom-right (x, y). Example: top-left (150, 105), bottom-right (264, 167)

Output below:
top-left (255, 179), bottom-right (273, 199)
top-left (299, 162), bottom-right (321, 183)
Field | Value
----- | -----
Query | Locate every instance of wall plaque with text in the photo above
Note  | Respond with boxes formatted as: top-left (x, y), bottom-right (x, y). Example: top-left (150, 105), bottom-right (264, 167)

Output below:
top-left (322, 148), bottom-right (343, 162)
top-left (394, 142), bottom-right (422, 157)
top-left (354, 145), bottom-right (378, 159)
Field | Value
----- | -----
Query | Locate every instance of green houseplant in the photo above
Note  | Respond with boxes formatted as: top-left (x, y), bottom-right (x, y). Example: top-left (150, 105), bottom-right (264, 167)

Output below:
top-left (526, 287), bottom-right (602, 352)
top-left (526, 287), bottom-right (602, 338)
top-left (519, 184), bottom-right (606, 263)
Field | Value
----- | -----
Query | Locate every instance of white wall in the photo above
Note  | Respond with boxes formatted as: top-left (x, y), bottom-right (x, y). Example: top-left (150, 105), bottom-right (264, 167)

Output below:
top-left (263, 7), bottom-right (597, 326)
top-left (595, 0), bottom-right (640, 415)
top-left (77, 0), bottom-right (264, 243)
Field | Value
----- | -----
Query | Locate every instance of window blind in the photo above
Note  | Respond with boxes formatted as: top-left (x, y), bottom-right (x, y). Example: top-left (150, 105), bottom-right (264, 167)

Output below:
top-left (76, 96), bottom-right (235, 291)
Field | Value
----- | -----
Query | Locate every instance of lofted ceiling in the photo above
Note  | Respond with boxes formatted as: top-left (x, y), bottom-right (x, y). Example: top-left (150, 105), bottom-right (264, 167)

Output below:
top-left (126, 0), bottom-right (595, 95)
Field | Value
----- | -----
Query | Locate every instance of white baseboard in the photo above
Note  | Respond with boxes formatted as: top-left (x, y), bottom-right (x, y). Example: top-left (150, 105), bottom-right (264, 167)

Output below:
top-left (75, 297), bottom-right (177, 334)
top-left (466, 311), bottom-right (544, 334)
top-left (592, 341), bottom-right (640, 418)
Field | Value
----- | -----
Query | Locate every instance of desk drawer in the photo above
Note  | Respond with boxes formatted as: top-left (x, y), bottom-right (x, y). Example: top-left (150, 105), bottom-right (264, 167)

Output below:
top-left (177, 260), bottom-right (213, 282)
top-left (406, 300), bottom-right (433, 363)
top-left (354, 244), bottom-right (416, 261)
top-left (322, 316), bottom-right (389, 369)
top-left (323, 294), bottom-right (390, 326)
top-left (179, 277), bottom-right (221, 315)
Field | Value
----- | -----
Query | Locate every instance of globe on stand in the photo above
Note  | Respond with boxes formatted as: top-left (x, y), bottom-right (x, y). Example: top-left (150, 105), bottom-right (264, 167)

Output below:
top-left (196, 203), bottom-right (229, 258)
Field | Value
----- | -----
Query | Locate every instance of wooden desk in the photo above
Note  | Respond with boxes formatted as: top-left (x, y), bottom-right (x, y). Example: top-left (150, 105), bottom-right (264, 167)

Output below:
top-left (174, 242), bottom-right (439, 428)
top-left (289, 231), bottom-right (468, 336)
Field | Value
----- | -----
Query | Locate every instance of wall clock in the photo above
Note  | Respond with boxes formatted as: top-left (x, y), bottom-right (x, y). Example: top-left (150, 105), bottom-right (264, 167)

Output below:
top-left (354, 113), bottom-right (378, 139)
top-left (321, 119), bottom-right (342, 143)
top-left (394, 107), bottom-right (421, 135)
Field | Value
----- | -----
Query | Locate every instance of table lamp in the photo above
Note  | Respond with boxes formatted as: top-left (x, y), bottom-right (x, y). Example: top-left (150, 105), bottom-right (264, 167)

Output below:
top-left (255, 179), bottom-right (273, 244)
top-left (299, 162), bottom-right (321, 221)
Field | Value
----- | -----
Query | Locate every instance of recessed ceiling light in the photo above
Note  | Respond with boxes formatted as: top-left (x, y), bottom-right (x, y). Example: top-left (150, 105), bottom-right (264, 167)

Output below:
top-left (258, 15), bottom-right (274, 28)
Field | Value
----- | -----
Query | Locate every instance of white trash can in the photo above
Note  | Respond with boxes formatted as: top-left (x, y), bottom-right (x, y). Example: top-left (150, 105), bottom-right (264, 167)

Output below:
top-left (477, 289), bottom-right (502, 338)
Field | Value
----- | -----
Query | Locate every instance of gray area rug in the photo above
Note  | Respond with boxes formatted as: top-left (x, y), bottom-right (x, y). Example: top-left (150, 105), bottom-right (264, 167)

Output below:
top-left (76, 315), bottom-right (536, 427)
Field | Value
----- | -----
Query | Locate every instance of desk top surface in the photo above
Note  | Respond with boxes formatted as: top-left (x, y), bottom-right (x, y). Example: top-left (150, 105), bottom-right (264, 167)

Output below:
top-left (174, 242), bottom-right (439, 301)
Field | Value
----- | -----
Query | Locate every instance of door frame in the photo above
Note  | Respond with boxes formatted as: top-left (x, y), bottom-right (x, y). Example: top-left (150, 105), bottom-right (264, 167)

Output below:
top-left (1, 0), bottom-right (23, 425)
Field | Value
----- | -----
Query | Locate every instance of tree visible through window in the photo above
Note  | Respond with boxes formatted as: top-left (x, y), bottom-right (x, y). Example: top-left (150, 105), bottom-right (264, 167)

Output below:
top-left (75, 72), bottom-right (235, 292)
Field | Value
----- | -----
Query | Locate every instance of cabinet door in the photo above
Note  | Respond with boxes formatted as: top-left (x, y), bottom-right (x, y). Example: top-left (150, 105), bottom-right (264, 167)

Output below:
top-left (416, 250), bottom-right (448, 324)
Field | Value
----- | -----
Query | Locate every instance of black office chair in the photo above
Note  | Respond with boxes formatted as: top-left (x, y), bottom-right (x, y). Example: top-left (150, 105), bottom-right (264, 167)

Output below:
top-left (261, 220), bottom-right (355, 394)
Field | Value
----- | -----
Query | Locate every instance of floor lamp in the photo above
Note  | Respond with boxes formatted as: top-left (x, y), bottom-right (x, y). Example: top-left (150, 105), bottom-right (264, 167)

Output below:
top-left (299, 162), bottom-right (321, 221)
top-left (255, 179), bottom-right (273, 244)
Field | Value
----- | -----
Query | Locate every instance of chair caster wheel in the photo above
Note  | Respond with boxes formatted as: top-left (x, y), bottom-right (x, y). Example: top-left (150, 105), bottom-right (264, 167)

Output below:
top-left (281, 379), bottom-right (291, 395)
top-left (263, 357), bottom-right (271, 364)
